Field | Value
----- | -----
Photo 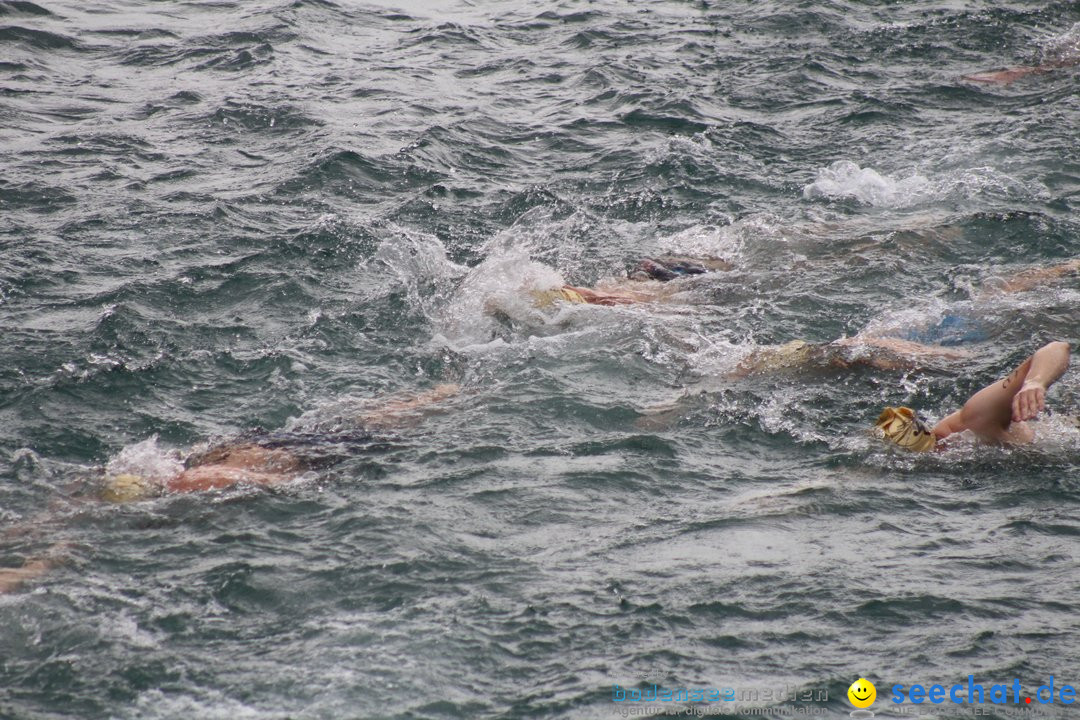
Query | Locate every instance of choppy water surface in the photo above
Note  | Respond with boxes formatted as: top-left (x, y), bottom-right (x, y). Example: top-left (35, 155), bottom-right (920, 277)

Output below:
top-left (2, 1), bottom-right (1079, 718)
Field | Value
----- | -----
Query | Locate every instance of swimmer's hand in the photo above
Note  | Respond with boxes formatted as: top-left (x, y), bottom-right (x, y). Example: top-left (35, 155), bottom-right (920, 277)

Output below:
top-left (1012, 380), bottom-right (1046, 423)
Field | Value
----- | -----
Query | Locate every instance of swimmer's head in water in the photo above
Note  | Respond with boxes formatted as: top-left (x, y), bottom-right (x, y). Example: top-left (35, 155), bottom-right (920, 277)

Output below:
top-left (874, 406), bottom-right (936, 452)
top-left (530, 287), bottom-right (586, 308)
top-left (628, 255), bottom-right (733, 282)
top-left (101, 473), bottom-right (160, 503)
top-left (739, 340), bottom-right (814, 375)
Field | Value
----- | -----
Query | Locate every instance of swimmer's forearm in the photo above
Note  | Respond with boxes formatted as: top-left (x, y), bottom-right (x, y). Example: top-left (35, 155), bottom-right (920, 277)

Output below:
top-left (0, 557), bottom-right (53, 594)
top-left (966, 54), bottom-right (1079, 84)
top-left (962, 65), bottom-right (1049, 84)
top-left (999, 259), bottom-right (1080, 293)
top-left (1021, 342), bottom-right (1070, 390)
top-left (563, 285), bottom-right (639, 306)
top-left (355, 384), bottom-right (460, 426)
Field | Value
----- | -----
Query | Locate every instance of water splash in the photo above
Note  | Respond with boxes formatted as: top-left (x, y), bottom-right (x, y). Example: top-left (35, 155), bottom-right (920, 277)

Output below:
top-left (368, 224), bottom-right (468, 314)
top-left (434, 246), bottom-right (570, 349)
top-left (104, 436), bottom-right (184, 483)
top-left (1041, 22), bottom-right (1080, 65)
top-left (802, 160), bottom-right (1033, 208)
top-left (650, 220), bottom-right (750, 263)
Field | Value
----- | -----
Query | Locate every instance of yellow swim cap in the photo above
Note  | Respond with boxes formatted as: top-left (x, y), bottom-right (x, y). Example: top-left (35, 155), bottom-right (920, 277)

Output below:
top-left (771, 340), bottom-right (812, 367)
top-left (745, 340), bottom-right (813, 373)
top-left (530, 287), bottom-right (586, 308)
top-left (101, 473), bottom-right (157, 503)
top-left (875, 406), bottom-right (936, 452)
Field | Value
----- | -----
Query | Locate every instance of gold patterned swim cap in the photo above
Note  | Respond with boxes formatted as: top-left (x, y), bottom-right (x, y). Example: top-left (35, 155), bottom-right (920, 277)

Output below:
top-left (101, 473), bottom-right (158, 503)
top-left (748, 340), bottom-right (814, 373)
top-left (530, 287), bottom-right (586, 308)
top-left (874, 406), bottom-right (936, 452)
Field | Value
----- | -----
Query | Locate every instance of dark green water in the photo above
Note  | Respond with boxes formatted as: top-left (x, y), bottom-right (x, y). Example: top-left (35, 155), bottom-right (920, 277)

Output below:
top-left (1, 1), bottom-right (1079, 718)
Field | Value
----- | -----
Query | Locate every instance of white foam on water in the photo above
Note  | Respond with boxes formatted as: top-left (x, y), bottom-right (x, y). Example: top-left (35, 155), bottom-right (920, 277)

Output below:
top-left (678, 332), bottom-right (760, 386)
top-left (104, 611), bottom-right (160, 650)
top-left (1042, 22), bottom-right (1080, 64)
top-left (803, 160), bottom-right (929, 207)
top-left (431, 245), bottom-right (576, 350)
top-left (491, 205), bottom-right (617, 278)
top-left (649, 220), bottom-right (753, 263)
top-left (1034, 414), bottom-right (1080, 452)
top-left (756, 383), bottom-right (833, 445)
top-left (367, 218), bottom-right (605, 352)
top-left (104, 436), bottom-right (184, 483)
top-left (368, 224), bottom-right (468, 315)
top-left (802, 160), bottom-right (1033, 208)
top-left (126, 689), bottom-right (267, 720)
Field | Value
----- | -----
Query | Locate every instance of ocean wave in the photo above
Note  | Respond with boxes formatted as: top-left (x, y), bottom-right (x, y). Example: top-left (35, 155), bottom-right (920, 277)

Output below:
top-left (0, 0), bottom-right (50, 16)
top-left (0, 25), bottom-right (77, 50)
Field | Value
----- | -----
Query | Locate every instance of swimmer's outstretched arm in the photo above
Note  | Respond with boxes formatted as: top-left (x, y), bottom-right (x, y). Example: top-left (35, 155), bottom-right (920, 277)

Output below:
top-left (994, 258), bottom-right (1080, 294)
top-left (0, 543), bottom-right (71, 594)
top-left (963, 65), bottom-right (1051, 84)
top-left (834, 336), bottom-right (971, 364)
top-left (354, 383), bottom-right (461, 427)
top-left (963, 55), bottom-right (1079, 85)
top-left (561, 285), bottom-right (645, 306)
top-left (933, 341), bottom-right (1070, 443)
top-left (0, 558), bottom-right (52, 594)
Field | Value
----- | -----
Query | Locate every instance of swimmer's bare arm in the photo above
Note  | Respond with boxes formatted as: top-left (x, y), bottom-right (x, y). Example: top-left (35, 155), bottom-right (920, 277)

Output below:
top-left (963, 55), bottom-right (1079, 84)
top-left (0, 558), bottom-right (52, 594)
top-left (994, 259), bottom-right (1080, 294)
top-left (963, 66), bottom-right (1051, 84)
top-left (0, 543), bottom-right (71, 594)
top-left (932, 341), bottom-right (1070, 442)
top-left (354, 383), bottom-right (460, 427)
top-left (562, 285), bottom-right (640, 306)
top-left (570, 278), bottom-right (697, 305)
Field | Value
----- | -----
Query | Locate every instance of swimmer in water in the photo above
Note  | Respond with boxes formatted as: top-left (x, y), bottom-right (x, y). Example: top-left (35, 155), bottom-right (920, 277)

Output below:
top-left (530, 255), bottom-right (735, 307)
top-left (106, 383), bottom-right (460, 499)
top-left (876, 341), bottom-right (1071, 450)
top-left (0, 383), bottom-right (460, 592)
top-left (962, 58), bottom-right (1079, 84)
top-left (870, 257), bottom-right (1080, 349)
top-left (729, 335), bottom-right (970, 378)
top-left (963, 25), bottom-right (1080, 84)
top-left (723, 258), bottom-right (1078, 375)
top-left (532, 256), bottom-right (1077, 374)
top-left (534, 255), bottom-right (1080, 310)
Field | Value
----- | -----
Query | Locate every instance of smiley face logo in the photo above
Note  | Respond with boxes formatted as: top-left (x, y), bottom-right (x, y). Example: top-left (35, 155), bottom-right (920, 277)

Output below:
top-left (848, 678), bottom-right (876, 709)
